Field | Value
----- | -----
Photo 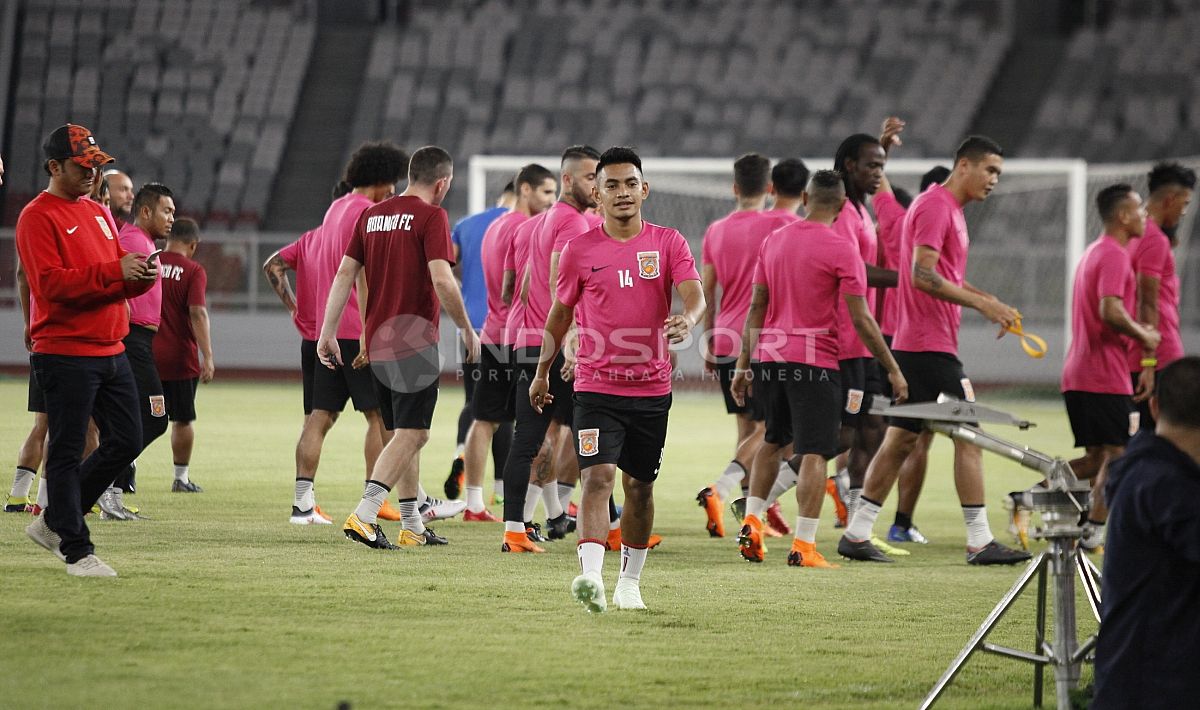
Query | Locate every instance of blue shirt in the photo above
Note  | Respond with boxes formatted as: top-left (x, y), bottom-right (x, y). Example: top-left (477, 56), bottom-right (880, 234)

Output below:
top-left (452, 206), bottom-right (508, 330)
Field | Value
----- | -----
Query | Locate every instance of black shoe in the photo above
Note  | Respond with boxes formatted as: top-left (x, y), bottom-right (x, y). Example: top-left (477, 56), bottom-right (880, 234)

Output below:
top-left (443, 457), bottom-right (464, 499)
top-left (837, 535), bottom-right (894, 563)
top-left (546, 513), bottom-right (571, 540)
top-left (525, 522), bottom-right (549, 543)
top-left (566, 515), bottom-right (577, 534)
top-left (171, 479), bottom-right (203, 493)
top-left (421, 527), bottom-right (449, 545)
top-left (967, 540), bottom-right (1032, 566)
top-left (343, 517), bottom-right (399, 550)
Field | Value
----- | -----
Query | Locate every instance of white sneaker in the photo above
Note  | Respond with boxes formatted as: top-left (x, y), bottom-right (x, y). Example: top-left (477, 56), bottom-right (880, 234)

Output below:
top-left (289, 506), bottom-right (333, 525)
top-left (421, 497), bottom-right (467, 523)
top-left (25, 513), bottom-right (66, 561)
top-left (571, 571), bottom-right (607, 613)
top-left (97, 488), bottom-right (131, 521)
top-left (612, 578), bottom-right (647, 610)
top-left (66, 554), bottom-right (117, 577)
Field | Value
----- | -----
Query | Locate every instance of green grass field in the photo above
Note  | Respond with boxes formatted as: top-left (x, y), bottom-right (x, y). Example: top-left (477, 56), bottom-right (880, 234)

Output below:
top-left (0, 378), bottom-right (1096, 709)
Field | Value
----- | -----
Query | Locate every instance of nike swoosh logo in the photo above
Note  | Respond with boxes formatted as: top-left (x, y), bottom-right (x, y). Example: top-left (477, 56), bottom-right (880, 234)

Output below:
top-left (590, 266), bottom-right (610, 272)
top-left (66, 226), bottom-right (78, 234)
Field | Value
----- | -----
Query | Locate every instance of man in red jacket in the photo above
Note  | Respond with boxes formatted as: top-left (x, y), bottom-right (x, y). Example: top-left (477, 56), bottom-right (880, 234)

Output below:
top-left (16, 124), bottom-right (157, 577)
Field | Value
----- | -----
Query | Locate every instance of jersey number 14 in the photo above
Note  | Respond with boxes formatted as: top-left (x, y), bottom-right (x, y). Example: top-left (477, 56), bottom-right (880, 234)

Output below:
top-left (617, 269), bottom-right (634, 288)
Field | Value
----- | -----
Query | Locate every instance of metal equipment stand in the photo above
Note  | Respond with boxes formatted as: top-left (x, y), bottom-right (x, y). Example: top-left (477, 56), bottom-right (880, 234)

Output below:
top-left (870, 398), bottom-right (1103, 710)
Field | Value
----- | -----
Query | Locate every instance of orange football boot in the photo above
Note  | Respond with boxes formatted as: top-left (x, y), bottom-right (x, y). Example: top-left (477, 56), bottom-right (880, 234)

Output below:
top-left (696, 486), bottom-right (724, 537)
top-left (738, 514), bottom-right (766, 562)
top-left (376, 499), bottom-right (401, 522)
top-left (787, 539), bottom-right (838, 568)
top-left (501, 530), bottom-right (545, 553)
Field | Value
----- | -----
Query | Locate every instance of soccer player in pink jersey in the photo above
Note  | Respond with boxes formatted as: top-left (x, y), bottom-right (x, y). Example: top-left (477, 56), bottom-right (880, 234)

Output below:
top-left (460, 164), bottom-right (557, 522)
top-left (1128, 162), bottom-right (1194, 433)
top-left (839, 136), bottom-right (1031, 566)
top-left (1062, 184), bottom-right (1161, 552)
top-left (697, 154), bottom-right (800, 539)
top-left (500, 145), bottom-right (600, 553)
top-left (730, 170), bottom-right (907, 567)
top-left (530, 146), bottom-right (704, 612)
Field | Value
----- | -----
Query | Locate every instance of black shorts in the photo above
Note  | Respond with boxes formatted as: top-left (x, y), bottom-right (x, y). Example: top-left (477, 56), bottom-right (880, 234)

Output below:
top-left (27, 368), bottom-right (45, 413)
top-left (312, 339), bottom-right (379, 413)
top-left (373, 376), bottom-right (439, 430)
top-left (839, 357), bottom-right (882, 428)
top-left (715, 360), bottom-right (764, 421)
top-left (1130, 371), bottom-right (1158, 433)
top-left (161, 378), bottom-right (199, 422)
top-left (573, 391), bottom-right (671, 482)
top-left (756, 361), bottom-right (841, 458)
top-left (1063, 391), bottom-right (1135, 448)
top-left (471, 343), bottom-right (515, 422)
top-left (301, 339), bottom-right (317, 415)
top-left (125, 325), bottom-right (165, 419)
top-left (511, 346), bottom-right (573, 425)
top-left (888, 351), bottom-right (975, 433)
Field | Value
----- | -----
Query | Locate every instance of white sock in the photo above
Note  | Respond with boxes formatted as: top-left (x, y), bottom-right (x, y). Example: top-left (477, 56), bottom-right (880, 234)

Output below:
top-left (505, 520), bottom-right (525, 534)
top-left (712, 460), bottom-right (745, 500)
top-left (963, 505), bottom-right (993, 549)
top-left (765, 462), bottom-right (798, 507)
top-left (454, 443), bottom-right (465, 457)
top-left (294, 478), bottom-right (314, 510)
top-left (494, 479), bottom-right (504, 497)
top-left (746, 495), bottom-right (767, 520)
top-left (523, 484), bottom-right (542, 522)
top-left (578, 540), bottom-right (605, 576)
top-left (794, 516), bottom-right (820, 544)
top-left (845, 496), bottom-right (881, 541)
top-left (619, 545), bottom-right (648, 581)
top-left (417, 482), bottom-right (429, 506)
top-left (400, 497), bottom-right (425, 534)
top-left (174, 464), bottom-right (189, 484)
top-left (557, 482), bottom-right (575, 513)
top-left (353, 481), bottom-right (389, 524)
top-left (11, 467), bottom-right (35, 498)
top-left (36, 477), bottom-right (48, 507)
top-left (465, 485), bottom-right (485, 513)
top-left (609, 516), bottom-right (621, 531)
top-left (846, 487), bottom-right (862, 519)
top-left (543, 484), bottom-right (564, 519)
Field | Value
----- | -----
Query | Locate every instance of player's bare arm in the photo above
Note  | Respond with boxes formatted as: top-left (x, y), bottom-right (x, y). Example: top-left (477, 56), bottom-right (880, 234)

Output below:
top-left (262, 250), bottom-right (297, 314)
top-left (501, 268), bottom-right (515, 306)
top-left (530, 299), bottom-right (575, 413)
top-left (189, 304), bottom-right (215, 383)
top-left (731, 283), bottom-right (768, 407)
top-left (701, 262), bottom-right (718, 371)
top-left (1100, 294), bottom-right (1161, 402)
top-left (665, 278), bottom-right (705, 344)
top-left (913, 245), bottom-right (1018, 329)
top-left (845, 294), bottom-right (908, 403)
top-left (1136, 272), bottom-right (1161, 333)
top-left (429, 258), bottom-right (480, 364)
top-left (316, 255), bottom-right (362, 369)
top-left (352, 270), bottom-right (370, 369)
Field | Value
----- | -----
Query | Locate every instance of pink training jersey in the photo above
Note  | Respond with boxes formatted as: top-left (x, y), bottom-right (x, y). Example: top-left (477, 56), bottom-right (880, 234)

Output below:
top-left (585, 211), bottom-right (604, 228)
top-left (1063, 235), bottom-right (1136, 395)
top-left (701, 210), bottom-right (800, 358)
top-left (873, 190), bottom-right (907, 337)
top-left (480, 210), bottom-right (528, 345)
top-left (117, 222), bottom-right (162, 328)
top-left (1127, 218), bottom-right (1182, 370)
top-left (557, 221), bottom-right (700, 397)
top-left (831, 199), bottom-right (879, 361)
top-left (892, 184), bottom-right (969, 355)
top-left (278, 228), bottom-right (320, 340)
top-left (517, 201), bottom-right (591, 349)
top-left (753, 220), bottom-right (867, 368)
top-left (314, 193), bottom-right (372, 340)
top-left (505, 212), bottom-right (546, 347)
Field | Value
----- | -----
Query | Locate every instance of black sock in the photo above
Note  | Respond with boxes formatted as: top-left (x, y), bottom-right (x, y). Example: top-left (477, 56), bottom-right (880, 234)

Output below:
top-left (894, 512), bottom-right (913, 531)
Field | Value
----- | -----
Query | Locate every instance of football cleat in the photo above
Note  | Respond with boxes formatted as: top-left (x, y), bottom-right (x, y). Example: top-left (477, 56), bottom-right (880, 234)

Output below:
top-left (571, 571), bottom-right (607, 613)
top-left (696, 486), bottom-right (724, 537)
top-left (4, 496), bottom-right (31, 513)
top-left (526, 522), bottom-right (550, 543)
top-left (737, 515), bottom-right (765, 563)
top-left (171, 479), bottom-right (203, 493)
top-left (546, 513), bottom-right (572, 540)
top-left (96, 489), bottom-right (131, 521)
top-left (837, 535), bottom-right (894, 563)
top-left (501, 531), bottom-right (545, 553)
top-left (826, 477), bottom-right (848, 528)
top-left (967, 540), bottom-right (1032, 566)
top-left (606, 526), bottom-right (621, 551)
top-left (647, 534), bottom-right (662, 549)
top-left (28, 504), bottom-right (43, 517)
top-left (887, 524), bottom-right (930, 544)
top-left (376, 499), bottom-right (402, 522)
top-left (566, 515), bottom-right (577, 534)
top-left (397, 527), bottom-right (448, 546)
top-left (342, 513), bottom-right (398, 549)
top-left (443, 456), bottom-right (465, 499)
top-left (612, 578), bottom-right (646, 610)
top-left (766, 501), bottom-right (791, 536)
top-left (290, 505), bottom-right (333, 525)
top-left (463, 508), bottom-right (502, 522)
top-left (421, 497), bottom-right (467, 523)
top-left (787, 540), bottom-right (838, 568)
top-left (871, 535), bottom-right (910, 556)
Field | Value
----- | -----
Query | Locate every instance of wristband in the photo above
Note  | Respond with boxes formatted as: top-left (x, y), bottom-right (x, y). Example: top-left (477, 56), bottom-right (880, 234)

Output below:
top-left (1140, 357), bottom-right (1158, 369)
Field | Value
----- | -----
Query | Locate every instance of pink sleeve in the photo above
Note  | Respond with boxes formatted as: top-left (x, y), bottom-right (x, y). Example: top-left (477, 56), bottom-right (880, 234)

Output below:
top-left (752, 238), bottom-right (768, 285)
top-left (669, 231), bottom-right (700, 285)
top-left (503, 233), bottom-right (518, 271)
top-left (552, 213), bottom-right (588, 252)
top-left (874, 192), bottom-right (906, 233)
top-left (838, 243), bottom-right (868, 297)
top-left (345, 217), bottom-right (366, 263)
top-left (555, 242), bottom-right (583, 308)
top-left (279, 236), bottom-right (302, 268)
top-left (1133, 235), bottom-right (1171, 280)
top-left (1095, 249), bottom-right (1131, 298)
top-left (911, 202), bottom-right (952, 252)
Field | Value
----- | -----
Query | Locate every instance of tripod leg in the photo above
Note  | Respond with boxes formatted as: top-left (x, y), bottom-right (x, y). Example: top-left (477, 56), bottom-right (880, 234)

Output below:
top-left (1076, 551), bottom-right (1103, 621)
top-left (1053, 543), bottom-right (1081, 709)
top-left (1034, 561), bottom-right (1048, 708)
top-left (920, 553), bottom-right (1047, 710)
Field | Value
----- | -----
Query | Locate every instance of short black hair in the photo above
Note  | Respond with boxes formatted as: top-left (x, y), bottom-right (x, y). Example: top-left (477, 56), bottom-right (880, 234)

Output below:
top-left (596, 146), bottom-right (642, 178)
top-left (733, 153), bottom-right (770, 198)
top-left (331, 180), bottom-right (352, 200)
top-left (806, 169), bottom-right (845, 209)
top-left (954, 135), bottom-right (1003, 163)
top-left (1096, 183), bottom-right (1136, 223)
top-left (893, 186), bottom-right (913, 208)
top-left (771, 158), bottom-right (809, 198)
top-left (169, 216), bottom-right (200, 244)
top-left (515, 163), bottom-right (555, 191)
top-left (133, 182), bottom-right (174, 217)
top-left (501, 181), bottom-right (515, 194)
top-left (1157, 356), bottom-right (1200, 427)
top-left (408, 145), bottom-right (453, 185)
top-left (561, 145), bottom-right (600, 166)
top-left (344, 141), bottom-right (408, 189)
top-left (1148, 162), bottom-right (1197, 194)
top-left (920, 166), bottom-right (951, 192)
